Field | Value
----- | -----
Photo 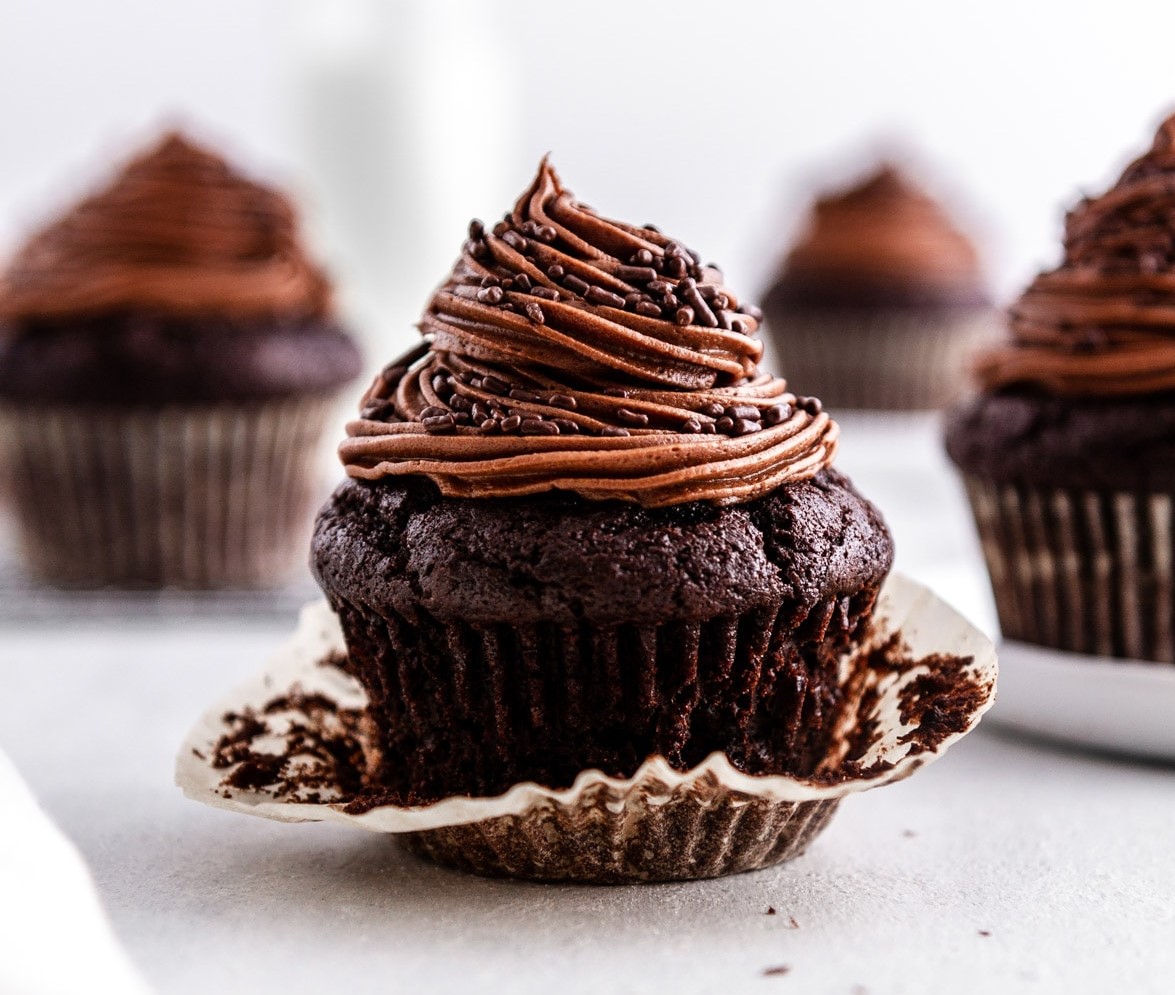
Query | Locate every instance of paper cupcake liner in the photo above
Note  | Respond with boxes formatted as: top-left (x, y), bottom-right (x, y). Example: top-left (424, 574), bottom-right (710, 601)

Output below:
top-left (0, 396), bottom-right (335, 588)
top-left (400, 780), bottom-right (842, 883)
top-left (768, 309), bottom-right (999, 410)
top-left (176, 574), bottom-right (997, 883)
top-left (963, 476), bottom-right (1175, 663)
top-left (328, 587), bottom-right (878, 804)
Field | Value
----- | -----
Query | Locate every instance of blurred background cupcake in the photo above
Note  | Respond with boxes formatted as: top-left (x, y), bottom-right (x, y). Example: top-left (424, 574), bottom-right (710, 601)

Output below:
top-left (0, 131), bottom-right (362, 588)
top-left (946, 113), bottom-right (1175, 663)
top-left (760, 163), bottom-right (998, 410)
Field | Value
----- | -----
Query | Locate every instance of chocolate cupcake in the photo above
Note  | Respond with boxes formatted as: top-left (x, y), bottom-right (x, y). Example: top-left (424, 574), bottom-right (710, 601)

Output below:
top-left (312, 158), bottom-right (893, 806)
top-left (946, 114), bottom-right (1175, 662)
top-left (0, 132), bottom-right (362, 587)
top-left (761, 165), bottom-right (996, 410)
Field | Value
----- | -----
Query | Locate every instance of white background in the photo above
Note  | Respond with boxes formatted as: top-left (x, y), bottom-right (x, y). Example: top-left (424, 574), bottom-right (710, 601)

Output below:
top-left (3, 0), bottom-right (1175, 365)
top-left (2, 9), bottom-right (1175, 989)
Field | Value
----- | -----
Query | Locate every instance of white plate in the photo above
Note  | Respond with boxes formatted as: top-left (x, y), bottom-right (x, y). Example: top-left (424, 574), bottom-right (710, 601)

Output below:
top-left (987, 639), bottom-right (1175, 762)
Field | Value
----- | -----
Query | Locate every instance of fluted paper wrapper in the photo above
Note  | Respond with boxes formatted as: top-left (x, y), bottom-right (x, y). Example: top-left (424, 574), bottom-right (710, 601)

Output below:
top-left (964, 476), bottom-right (1175, 663)
top-left (176, 574), bottom-right (997, 883)
top-left (768, 309), bottom-right (998, 410)
top-left (329, 588), bottom-right (870, 801)
top-left (0, 396), bottom-right (334, 588)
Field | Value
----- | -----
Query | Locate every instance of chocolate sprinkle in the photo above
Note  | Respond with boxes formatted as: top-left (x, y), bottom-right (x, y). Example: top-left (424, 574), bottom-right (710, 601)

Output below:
top-left (585, 286), bottom-right (626, 309)
top-left (615, 407), bottom-right (650, 427)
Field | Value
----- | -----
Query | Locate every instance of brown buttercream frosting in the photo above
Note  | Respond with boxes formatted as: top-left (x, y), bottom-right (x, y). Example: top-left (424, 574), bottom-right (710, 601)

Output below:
top-left (0, 132), bottom-right (331, 320)
top-left (341, 158), bottom-right (838, 507)
top-left (977, 115), bottom-right (1175, 396)
top-left (775, 165), bottom-right (986, 303)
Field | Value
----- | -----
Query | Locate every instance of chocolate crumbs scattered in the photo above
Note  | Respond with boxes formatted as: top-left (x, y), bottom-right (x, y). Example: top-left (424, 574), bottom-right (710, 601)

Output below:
top-left (897, 653), bottom-right (985, 755)
top-left (811, 625), bottom-right (990, 785)
top-left (209, 683), bottom-right (367, 803)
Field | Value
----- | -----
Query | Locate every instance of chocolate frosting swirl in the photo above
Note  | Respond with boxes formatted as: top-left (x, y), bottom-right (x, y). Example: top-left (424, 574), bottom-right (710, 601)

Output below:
top-left (978, 114), bottom-right (1175, 396)
top-left (0, 132), bottom-right (332, 320)
top-left (340, 158), bottom-right (838, 507)
top-left (774, 165), bottom-right (987, 304)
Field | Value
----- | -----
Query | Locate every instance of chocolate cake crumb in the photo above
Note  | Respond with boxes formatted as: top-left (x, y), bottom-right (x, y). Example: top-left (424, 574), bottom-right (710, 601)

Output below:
top-left (762, 965), bottom-right (791, 977)
top-left (317, 650), bottom-right (349, 670)
top-left (979, 930), bottom-right (992, 937)
top-left (211, 712), bottom-right (267, 769)
top-left (787, 916), bottom-right (800, 930)
top-left (765, 906), bottom-right (777, 916)
top-left (225, 754), bottom-right (287, 790)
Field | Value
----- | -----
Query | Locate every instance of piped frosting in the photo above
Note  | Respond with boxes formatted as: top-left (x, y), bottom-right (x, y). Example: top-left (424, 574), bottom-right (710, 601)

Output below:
top-left (341, 159), bottom-right (838, 508)
top-left (772, 165), bottom-right (987, 306)
top-left (978, 114), bottom-right (1175, 396)
top-left (0, 132), bottom-right (332, 320)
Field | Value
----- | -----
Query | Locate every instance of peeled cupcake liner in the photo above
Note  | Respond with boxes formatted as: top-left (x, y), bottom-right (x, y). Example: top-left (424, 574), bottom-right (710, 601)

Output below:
top-left (329, 586), bottom-right (876, 807)
top-left (0, 395), bottom-right (336, 588)
top-left (176, 573), bottom-right (997, 883)
top-left (964, 476), bottom-right (1175, 664)
top-left (767, 308), bottom-right (1000, 410)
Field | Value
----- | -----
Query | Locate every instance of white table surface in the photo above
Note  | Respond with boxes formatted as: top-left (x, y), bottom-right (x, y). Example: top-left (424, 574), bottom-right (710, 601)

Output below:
top-left (3, 413), bottom-right (1174, 995)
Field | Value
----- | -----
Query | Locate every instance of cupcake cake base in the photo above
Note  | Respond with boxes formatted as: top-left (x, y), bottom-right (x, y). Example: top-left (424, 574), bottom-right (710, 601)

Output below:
top-left (176, 574), bottom-right (997, 884)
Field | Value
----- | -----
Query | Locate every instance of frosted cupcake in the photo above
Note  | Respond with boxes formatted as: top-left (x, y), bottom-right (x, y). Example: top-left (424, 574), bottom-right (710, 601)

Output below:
top-left (947, 114), bottom-right (1175, 662)
top-left (312, 158), bottom-right (894, 806)
top-left (762, 165), bottom-right (996, 410)
top-left (0, 132), bottom-right (362, 587)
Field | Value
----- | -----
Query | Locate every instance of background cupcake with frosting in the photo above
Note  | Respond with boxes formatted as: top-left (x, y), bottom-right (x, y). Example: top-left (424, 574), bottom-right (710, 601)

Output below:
top-left (761, 163), bottom-right (997, 410)
top-left (0, 132), bottom-right (362, 588)
top-left (947, 113), bottom-right (1175, 663)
